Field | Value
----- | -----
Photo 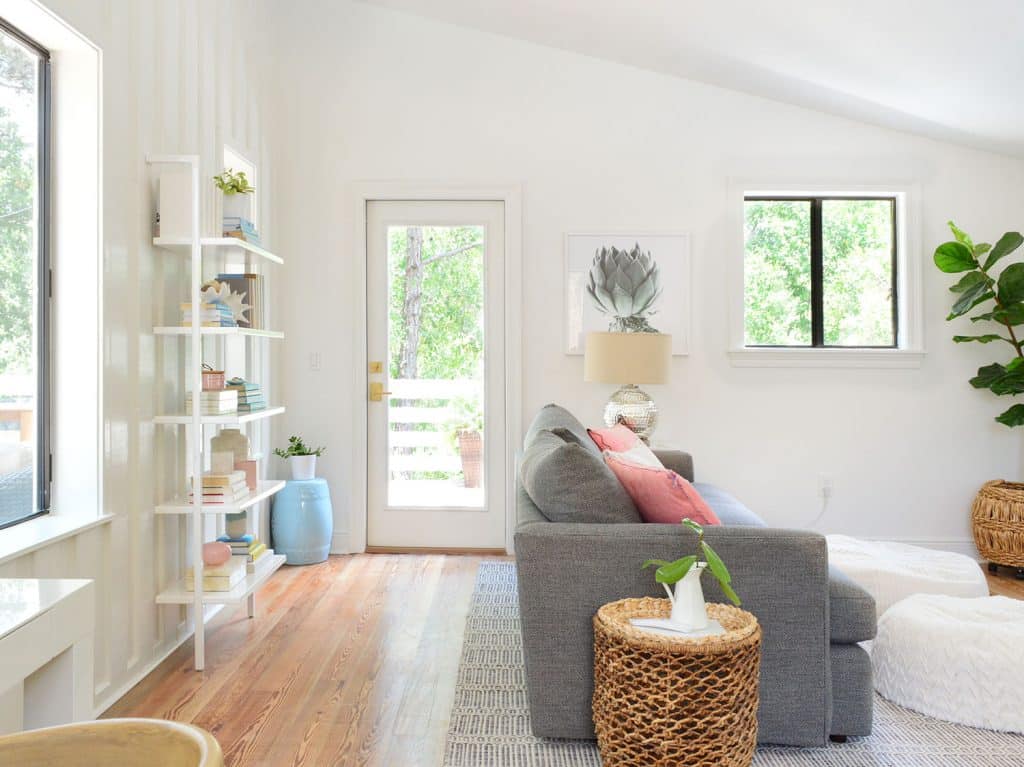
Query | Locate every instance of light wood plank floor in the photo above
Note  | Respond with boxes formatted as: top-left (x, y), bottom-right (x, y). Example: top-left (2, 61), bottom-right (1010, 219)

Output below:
top-left (105, 555), bottom-right (1021, 766)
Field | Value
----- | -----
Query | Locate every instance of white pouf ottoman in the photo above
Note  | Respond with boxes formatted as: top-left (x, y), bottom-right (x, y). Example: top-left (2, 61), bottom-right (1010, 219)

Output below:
top-left (827, 535), bottom-right (988, 616)
top-left (872, 594), bottom-right (1024, 733)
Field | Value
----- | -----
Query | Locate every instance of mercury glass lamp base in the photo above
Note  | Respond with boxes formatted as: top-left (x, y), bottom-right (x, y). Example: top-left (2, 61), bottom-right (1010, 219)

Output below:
top-left (603, 384), bottom-right (658, 442)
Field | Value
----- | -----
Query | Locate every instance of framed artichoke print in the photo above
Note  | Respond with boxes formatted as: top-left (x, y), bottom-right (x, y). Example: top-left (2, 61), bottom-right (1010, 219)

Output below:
top-left (564, 232), bottom-right (690, 355)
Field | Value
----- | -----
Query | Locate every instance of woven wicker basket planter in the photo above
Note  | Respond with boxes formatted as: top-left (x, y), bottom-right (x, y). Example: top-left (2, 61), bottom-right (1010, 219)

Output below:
top-left (972, 480), bottom-right (1024, 568)
top-left (593, 598), bottom-right (762, 767)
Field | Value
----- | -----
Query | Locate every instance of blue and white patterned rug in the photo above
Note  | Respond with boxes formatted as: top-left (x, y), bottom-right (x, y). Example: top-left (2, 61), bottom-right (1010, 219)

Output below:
top-left (443, 562), bottom-right (1024, 767)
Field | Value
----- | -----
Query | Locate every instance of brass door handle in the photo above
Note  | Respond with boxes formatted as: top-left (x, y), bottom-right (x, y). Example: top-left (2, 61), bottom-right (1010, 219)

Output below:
top-left (369, 382), bottom-right (393, 402)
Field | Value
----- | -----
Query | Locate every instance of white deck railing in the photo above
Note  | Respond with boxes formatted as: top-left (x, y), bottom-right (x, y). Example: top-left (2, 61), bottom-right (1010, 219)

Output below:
top-left (387, 378), bottom-right (481, 476)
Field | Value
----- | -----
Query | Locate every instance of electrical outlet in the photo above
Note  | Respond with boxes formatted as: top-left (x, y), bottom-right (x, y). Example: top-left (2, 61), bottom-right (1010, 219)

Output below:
top-left (309, 351), bottom-right (322, 371)
top-left (819, 473), bottom-right (834, 499)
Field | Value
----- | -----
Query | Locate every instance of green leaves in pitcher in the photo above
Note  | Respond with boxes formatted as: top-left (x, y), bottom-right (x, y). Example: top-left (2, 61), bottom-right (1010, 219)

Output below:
top-left (935, 221), bottom-right (1024, 427)
top-left (641, 518), bottom-right (741, 606)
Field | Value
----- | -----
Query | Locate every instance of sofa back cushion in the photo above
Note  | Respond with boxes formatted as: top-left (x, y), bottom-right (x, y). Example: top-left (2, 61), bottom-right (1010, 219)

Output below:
top-left (524, 404), bottom-right (600, 457)
top-left (520, 430), bottom-right (641, 524)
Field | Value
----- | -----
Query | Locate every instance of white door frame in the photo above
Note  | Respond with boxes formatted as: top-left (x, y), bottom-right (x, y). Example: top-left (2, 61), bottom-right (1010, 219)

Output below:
top-left (349, 182), bottom-right (523, 554)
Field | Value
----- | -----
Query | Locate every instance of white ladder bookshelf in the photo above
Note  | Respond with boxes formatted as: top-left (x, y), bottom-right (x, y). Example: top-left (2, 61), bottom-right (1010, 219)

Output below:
top-left (147, 154), bottom-right (286, 670)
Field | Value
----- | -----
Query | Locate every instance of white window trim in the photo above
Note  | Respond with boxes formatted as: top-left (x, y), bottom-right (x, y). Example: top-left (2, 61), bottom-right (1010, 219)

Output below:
top-left (726, 179), bottom-right (925, 368)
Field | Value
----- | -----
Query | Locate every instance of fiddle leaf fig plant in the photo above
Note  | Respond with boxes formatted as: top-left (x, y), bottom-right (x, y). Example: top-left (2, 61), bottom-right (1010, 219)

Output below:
top-left (642, 518), bottom-right (741, 606)
top-left (935, 221), bottom-right (1024, 427)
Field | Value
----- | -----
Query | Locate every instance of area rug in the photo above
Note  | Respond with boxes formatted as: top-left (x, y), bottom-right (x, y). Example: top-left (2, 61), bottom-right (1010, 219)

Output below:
top-left (443, 562), bottom-right (1024, 767)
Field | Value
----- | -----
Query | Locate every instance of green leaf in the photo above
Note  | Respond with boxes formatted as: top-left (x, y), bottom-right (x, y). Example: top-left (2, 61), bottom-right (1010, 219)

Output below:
top-left (947, 221), bottom-right (974, 250)
top-left (653, 555), bottom-right (697, 585)
top-left (952, 334), bottom-right (1011, 344)
top-left (934, 241), bottom-right (977, 273)
top-left (949, 271), bottom-right (989, 293)
top-left (970, 363), bottom-right (1007, 389)
top-left (994, 304), bottom-right (1024, 326)
top-left (701, 542), bottom-right (731, 584)
top-left (946, 280), bottom-right (994, 319)
top-left (988, 366), bottom-right (1024, 396)
top-left (718, 580), bottom-right (742, 607)
top-left (998, 262), bottom-right (1024, 304)
top-left (974, 243), bottom-right (992, 257)
top-left (680, 518), bottom-right (703, 536)
top-left (983, 231), bottom-right (1024, 270)
top-left (996, 404), bottom-right (1024, 428)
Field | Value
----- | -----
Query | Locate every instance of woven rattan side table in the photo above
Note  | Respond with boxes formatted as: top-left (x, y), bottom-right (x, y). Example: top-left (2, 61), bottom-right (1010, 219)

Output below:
top-left (593, 597), bottom-right (762, 767)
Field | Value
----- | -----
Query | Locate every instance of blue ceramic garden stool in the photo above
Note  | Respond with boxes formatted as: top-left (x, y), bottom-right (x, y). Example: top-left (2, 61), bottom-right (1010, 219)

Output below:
top-left (272, 478), bottom-right (333, 565)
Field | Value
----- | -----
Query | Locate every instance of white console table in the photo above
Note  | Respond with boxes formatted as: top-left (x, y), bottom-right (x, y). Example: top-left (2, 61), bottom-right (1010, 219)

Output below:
top-left (0, 579), bottom-right (94, 734)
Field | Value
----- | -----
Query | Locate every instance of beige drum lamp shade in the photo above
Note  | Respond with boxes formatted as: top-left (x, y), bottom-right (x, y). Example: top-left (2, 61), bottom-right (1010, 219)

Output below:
top-left (584, 332), bottom-right (671, 385)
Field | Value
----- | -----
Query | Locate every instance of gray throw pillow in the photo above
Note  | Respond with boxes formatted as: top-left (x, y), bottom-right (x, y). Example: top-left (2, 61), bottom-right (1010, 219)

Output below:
top-left (520, 429), bottom-right (640, 524)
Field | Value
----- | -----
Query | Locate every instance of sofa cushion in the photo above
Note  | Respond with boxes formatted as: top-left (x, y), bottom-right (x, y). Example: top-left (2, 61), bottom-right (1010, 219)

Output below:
top-left (520, 430), bottom-right (641, 524)
top-left (524, 404), bottom-right (600, 457)
top-left (692, 483), bottom-right (765, 527)
top-left (604, 452), bottom-right (720, 526)
top-left (829, 565), bottom-right (877, 643)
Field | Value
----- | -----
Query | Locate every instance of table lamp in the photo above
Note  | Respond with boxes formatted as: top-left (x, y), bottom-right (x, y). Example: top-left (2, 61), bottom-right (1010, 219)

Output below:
top-left (584, 331), bottom-right (671, 441)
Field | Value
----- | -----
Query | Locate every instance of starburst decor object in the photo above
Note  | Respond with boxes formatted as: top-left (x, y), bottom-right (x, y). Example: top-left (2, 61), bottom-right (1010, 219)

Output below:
top-left (587, 243), bottom-right (662, 333)
top-left (201, 280), bottom-right (250, 324)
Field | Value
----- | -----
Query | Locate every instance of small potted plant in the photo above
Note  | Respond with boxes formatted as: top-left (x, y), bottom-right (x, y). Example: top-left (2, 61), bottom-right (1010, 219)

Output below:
top-left (641, 518), bottom-right (741, 633)
top-left (213, 167), bottom-right (255, 220)
top-left (445, 395), bottom-right (484, 488)
top-left (274, 435), bottom-right (325, 480)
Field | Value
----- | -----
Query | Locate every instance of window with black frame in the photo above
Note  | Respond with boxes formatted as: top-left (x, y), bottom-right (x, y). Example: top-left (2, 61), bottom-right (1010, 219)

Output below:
top-left (743, 196), bottom-right (898, 348)
top-left (0, 19), bottom-right (49, 529)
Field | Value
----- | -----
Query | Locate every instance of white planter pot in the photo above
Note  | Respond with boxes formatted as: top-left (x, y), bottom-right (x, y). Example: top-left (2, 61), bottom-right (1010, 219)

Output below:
top-left (222, 192), bottom-right (251, 221)
top-left (289, 455), bottom-right (317, 480)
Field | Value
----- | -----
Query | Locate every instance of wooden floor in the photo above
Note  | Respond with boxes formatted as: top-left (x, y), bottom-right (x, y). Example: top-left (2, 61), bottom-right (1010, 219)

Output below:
top-left (105, 555), bottom-right (1022, 767)
top-left (104, 554), bottom-right (505, 767)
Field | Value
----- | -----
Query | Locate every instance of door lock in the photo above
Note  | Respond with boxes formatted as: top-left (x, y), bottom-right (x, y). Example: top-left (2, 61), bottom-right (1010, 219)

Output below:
top-left (369, 381), bottom-right (392, 402)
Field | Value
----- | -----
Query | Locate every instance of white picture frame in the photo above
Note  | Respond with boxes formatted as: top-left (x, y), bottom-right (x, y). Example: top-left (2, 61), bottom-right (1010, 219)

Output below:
top-left (564, 231), bottom-right (691, 355)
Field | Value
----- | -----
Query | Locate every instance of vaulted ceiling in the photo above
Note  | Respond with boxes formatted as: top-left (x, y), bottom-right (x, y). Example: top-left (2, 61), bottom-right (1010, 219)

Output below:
top-left (360, 0), bottom-right (1024, 158)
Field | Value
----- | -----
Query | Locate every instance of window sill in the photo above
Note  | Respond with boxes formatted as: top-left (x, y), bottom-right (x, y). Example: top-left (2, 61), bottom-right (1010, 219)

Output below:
top-left (727, 347), bottom-right (926, 369)
top-left (0, 513), bottom-right (113, 567)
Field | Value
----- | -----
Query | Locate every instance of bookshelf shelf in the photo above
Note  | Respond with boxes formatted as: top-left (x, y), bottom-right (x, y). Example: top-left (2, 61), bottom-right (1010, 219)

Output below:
top-left (155, 480), bottom-right (286, 515)
top-left (155, 555), bottom-right (286, 605)
top-left (154, 406), bottom-right (285, 426)
top-left (153, 326), bottom-right (284, 339)
top-left (153, 236), bottom-right (284, 265)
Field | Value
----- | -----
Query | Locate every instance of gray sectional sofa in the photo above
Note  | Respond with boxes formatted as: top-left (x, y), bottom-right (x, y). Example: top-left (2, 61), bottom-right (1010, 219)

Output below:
top-left (514, 404), bottom-right (876, 747)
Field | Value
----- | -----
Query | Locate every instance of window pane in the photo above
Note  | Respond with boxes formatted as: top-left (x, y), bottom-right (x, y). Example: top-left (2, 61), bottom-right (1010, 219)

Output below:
top-left (744, 200), bottom-right (811, 345)
top-left (387, 225), bottom-right (485, 509)
top-left (822, 200), bottom-right (895, 346)
top-left (0, 30), bottom-right (43, 527)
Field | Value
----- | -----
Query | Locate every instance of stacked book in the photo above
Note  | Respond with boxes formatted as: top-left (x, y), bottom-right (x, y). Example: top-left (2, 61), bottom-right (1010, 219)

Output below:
top-left (185, 389), bottom-right (238, 416)
top-left (190, 469), bottom-right (249, 504)
top-left (217, 272), bottom-right (264, 329)
top-left (226, 378), bottom-right (265, 413)
top-left (186, 555), bottom-right (246, 592)
top-left (222, 217), bottom-right (262, 245)
top-left (217, 534), bottom-right (274, 573)
top-left (180, 301), bottom-right (236, 327)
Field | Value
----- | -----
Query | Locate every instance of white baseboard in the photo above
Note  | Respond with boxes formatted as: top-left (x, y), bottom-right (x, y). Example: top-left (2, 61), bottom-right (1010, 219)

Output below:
top-left (330, 531), bottom-right (351, 555)
top-left (92, 605), bottom-right (225, 717)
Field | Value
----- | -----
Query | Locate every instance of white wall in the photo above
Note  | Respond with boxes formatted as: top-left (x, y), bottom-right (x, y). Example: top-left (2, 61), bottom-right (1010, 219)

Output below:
top-left (0, 0), bottom-right (273, 714)
top-left (268, 0), bottom-right (1024, 553)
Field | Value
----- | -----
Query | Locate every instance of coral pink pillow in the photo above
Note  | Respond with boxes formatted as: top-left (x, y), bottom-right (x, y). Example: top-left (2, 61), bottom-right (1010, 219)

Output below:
top-left (604, 451), bottom-right (721, 526)
top-left (588, 424), bottom-right (640, 452)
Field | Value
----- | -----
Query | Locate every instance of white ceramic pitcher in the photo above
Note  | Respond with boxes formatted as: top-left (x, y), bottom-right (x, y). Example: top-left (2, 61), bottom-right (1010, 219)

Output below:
top-left (664, 561), bottom-right (709, 631)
